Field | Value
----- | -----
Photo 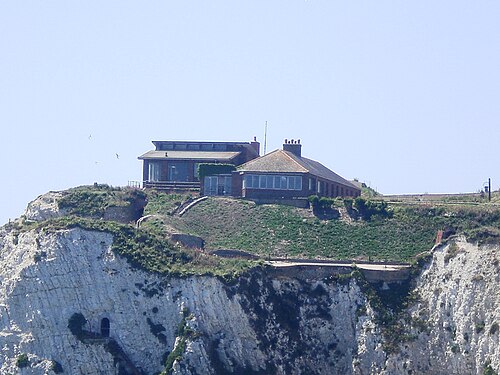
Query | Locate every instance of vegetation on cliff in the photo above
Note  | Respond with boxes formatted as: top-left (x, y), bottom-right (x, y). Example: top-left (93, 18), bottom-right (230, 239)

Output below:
top-left (12, 185), bottom-right (500, 276)
top-left (156, 193), bottom-right (500, 262)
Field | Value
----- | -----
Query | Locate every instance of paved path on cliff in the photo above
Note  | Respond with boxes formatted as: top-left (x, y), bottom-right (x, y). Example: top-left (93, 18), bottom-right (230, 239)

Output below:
top-left (267, 260), bottom-right (410, 272)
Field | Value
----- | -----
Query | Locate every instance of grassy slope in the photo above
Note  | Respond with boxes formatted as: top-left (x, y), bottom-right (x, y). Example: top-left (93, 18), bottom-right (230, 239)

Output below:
top-left (17, 186), bottom-right (500, 276)
top-left (157, 194), bottom-right (500, 262)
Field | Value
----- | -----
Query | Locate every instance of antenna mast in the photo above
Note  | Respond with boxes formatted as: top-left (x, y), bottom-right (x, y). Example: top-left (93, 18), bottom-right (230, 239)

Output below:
top-left (264, 121), bottom-right (268, 155)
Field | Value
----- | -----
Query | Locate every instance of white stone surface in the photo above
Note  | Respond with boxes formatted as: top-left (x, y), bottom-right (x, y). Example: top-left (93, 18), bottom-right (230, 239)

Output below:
top-left (24, 192), bottom-right (66, 222)
top-left (383, 238), bottom-right (500, 375)
top-left (0, 218), bottom-right (499, 374)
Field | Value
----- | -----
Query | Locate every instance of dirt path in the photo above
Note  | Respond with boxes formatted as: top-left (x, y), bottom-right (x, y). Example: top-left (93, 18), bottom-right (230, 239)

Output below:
top-left (267, 260), bottom-right (410, 272)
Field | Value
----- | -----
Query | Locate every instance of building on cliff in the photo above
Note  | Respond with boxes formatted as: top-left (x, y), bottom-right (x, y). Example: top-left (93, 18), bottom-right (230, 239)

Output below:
top-left (138, 138), bottom-right (360, 200)
top-left (138, 139), bottom-right (260, 191)
top-left (230, 139), bottom-right (361, 200)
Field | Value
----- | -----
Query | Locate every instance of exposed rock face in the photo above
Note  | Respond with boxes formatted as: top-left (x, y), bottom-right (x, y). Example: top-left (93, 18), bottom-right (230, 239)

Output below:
top-left (0, 222), bottom-right (498, 374)
top-left (384, 239), bottom-right (500, 375)
top-left (23, 192), bottom-right (66, 222)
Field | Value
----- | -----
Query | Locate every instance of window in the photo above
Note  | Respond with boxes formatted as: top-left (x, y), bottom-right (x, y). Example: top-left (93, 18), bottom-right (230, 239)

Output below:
top-left (148, 161), bottom-right (161, 181)
top-left (243, 174), bottom-right (302, 190)
top-left (275, 176), bottom-right (282, 189)
top-left (205, 176), bottom-right (232, 196)
top-left (174, 143), bottom-right (187, 150)
top-left (168, 162), bottom-right (189, 182)
top-left (205, 176), bottom-right (218, 196)
top-left (259, 176), bottom-right (267, 188)
top-left (266, 175), bottom-right (274, 188)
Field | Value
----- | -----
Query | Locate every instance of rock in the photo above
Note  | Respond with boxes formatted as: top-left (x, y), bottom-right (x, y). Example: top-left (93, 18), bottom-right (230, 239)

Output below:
top-left (0, 226), bottom-right (498, 374)
top-left (24, 192), bottom-right (65, 221)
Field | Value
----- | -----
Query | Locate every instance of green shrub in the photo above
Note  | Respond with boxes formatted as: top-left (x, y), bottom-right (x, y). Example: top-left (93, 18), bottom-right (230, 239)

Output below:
top-left (344, 198), bottom-right (353, 211)
top-left (484, 360), bottom-right (498, 375)
top-left (67, 313), bottom-right (87, 338)
top-left (308, 195), bottom-right (335, 213)
top-left (490, 322), bottom-right (499, 335)
top-left (444, 243), bottom-right (461, 263)
top-left (50, 360), bottom-right (64, 373)
top-left (57, 185), bottom-right (145, 218)
top-left (198, 163), bottom-right (235, 178)
top-left (33, 251), bottom-right (47, 262)
top-left (16, 353), bottom-right (29, 368)
top-left (308, 195), bottom-right (319, 208)
top-left (58, 188), bottom-right (110, 217)
top-left (354, 197), bottom-right (391, 220)
top-left (475, 321), bottom-right (485, 334)
top-left (319, 197), bottom-right (333, 209)
top-left (161, 309), bottom-right (196, 375)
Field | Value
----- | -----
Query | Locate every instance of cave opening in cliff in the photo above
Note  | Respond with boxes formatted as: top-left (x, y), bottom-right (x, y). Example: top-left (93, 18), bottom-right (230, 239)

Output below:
top-left (101, 318), bottom-right (110, 337)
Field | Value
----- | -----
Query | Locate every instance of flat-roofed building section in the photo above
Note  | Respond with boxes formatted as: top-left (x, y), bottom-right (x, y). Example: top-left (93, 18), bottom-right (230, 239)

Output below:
top-left (138, 139), bottom-right (260, 191)
top-left (138, 150), bottom-right (241, 161)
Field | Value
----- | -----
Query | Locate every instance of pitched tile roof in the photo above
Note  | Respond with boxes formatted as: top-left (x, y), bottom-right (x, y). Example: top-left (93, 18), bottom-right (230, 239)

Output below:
top-left (138, 150), bottom-right (240, 161)
top-left (238, 149), bottom-right (359, 189)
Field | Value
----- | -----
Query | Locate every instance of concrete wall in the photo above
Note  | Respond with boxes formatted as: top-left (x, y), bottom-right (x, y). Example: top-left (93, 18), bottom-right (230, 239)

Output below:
top-left (266, 264), bottom-right (410, 283)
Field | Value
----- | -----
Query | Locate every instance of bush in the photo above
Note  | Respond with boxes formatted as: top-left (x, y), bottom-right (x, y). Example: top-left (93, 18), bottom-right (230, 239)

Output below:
top-left (198, 163), bottom-right (236, 178)
top-left (483, 360), bottom-right (498, 375)
top-left (16, 353), bottom-right (29, 368)
top-left (354, 197), bottom-right (391, 220)
top-left (308, 195), bottom-right (334, 210)
top-left (67, 313), bottom-right (87, 338)
top-left (161, 308), bottom-right (196, 375)
top-left (308, 195), bottom-right (319, 208)
top-left (344, 198), bottom-right (353, 211)
top-left (444, 243), bottom-right (461, 263)
top-left (50, 360), bottom-right (64, 373)
top-left (57, 185), bottom-right (145, 219)
top-left (318, 197), bottom-right (333, 209)
top-left (490, 322), bottom-right (499, 335)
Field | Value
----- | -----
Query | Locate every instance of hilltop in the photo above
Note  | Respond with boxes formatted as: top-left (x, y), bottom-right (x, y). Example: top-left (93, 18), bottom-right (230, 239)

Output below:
top-left (7, 185), bottom-right (500, 278)
top-left (1, 185), bottom-right (499, 374)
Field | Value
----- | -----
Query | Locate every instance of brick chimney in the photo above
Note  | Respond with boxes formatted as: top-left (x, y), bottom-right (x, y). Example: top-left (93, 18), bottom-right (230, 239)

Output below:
top-left (250, 136), bottom-right (260, 155)
top-left (283, 138), bottom-right (302, 157)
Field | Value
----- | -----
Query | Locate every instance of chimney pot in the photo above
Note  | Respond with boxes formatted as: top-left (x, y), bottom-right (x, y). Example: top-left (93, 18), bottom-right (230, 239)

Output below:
top-left (282, 138), bottom-right (302, 157)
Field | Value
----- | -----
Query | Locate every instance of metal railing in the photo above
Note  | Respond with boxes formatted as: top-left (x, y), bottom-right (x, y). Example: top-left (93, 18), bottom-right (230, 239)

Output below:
top-left (127, 181), bottom-right (142, 188)
top-left (142, 180), bottom-right (201, 191)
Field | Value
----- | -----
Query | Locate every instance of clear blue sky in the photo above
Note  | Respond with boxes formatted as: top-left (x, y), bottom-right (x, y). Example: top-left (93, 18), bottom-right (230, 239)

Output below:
top-left (1, 1), bottom-right (499, 224)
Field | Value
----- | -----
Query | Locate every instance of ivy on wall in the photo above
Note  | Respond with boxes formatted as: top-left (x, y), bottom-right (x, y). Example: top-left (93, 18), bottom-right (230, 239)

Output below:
top-left (198, 164), bottom-right (236, 178)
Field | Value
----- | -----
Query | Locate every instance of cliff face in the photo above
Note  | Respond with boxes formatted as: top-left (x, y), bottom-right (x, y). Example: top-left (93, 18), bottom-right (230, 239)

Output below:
top-left (384, 239), bottom-right (500, 375)
top-left (0, 206), bottom-right (499, 374)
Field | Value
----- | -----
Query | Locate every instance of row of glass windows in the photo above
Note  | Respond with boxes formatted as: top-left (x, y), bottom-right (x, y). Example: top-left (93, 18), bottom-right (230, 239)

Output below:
top-left (244, 174), bottom-right (303, 190)
top-left (158, 143), bottom-right (228, 151)
top-left (147, 161), bottom-right (201, 182)
top-left (311, 178), bottom-right (356, 197)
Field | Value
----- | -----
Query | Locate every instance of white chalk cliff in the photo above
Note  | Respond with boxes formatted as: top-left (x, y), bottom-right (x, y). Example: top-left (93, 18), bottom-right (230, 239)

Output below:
top-left (0, 195), bottom-right (498, 374)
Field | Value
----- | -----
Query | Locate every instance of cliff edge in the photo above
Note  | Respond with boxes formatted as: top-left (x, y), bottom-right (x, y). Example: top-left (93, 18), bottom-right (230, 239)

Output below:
top-left (0, 191), bottom-right (498, 374)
